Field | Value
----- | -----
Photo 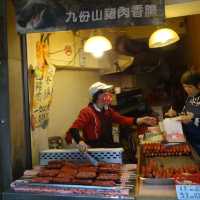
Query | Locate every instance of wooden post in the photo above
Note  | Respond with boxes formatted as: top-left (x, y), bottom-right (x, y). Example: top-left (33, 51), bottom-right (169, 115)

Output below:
top-left (0, 0), bottom-right (13, 192)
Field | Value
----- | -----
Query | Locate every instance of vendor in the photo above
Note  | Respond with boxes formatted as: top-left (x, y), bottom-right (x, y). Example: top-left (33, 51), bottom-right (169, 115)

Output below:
top-left (66, 82), bottom-right (157, 152)
top-left (166, 70), bottom-right (200, 154)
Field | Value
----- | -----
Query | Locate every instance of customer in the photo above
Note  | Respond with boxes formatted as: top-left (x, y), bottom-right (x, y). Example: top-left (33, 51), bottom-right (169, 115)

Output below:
top-left (166, 70), bottom-right (200, 154)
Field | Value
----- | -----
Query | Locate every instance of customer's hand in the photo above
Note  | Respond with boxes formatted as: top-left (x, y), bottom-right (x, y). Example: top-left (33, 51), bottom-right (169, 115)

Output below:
top-left (165, 106), bottom-right (177, 117)
top-left (77, 141), bottom-right (88, 152)
top-left (137, 116), bottom-right (157, 126)
top-left (176, 112), bottom-right (194, 124)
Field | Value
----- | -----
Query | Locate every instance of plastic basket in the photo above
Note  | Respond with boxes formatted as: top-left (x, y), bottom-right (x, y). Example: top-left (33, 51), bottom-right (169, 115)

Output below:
top-left (40, 148), bottom-right (124, 165)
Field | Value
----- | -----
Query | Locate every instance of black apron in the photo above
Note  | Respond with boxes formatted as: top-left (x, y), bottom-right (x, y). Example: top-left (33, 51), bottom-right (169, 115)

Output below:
top-left (87, 109), bottom-right (120, 148)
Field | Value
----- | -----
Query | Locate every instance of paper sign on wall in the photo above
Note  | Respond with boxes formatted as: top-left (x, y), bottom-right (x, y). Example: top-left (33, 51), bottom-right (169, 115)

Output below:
top-left (31, 64), bottom-right (56, 130)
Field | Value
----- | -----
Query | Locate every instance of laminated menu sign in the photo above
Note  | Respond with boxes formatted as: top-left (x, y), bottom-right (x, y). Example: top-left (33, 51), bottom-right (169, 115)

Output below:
top-left (162, 118), bottom-right (186, 143)
top-left (31, 64), bottom-right (56, 130)
top-left (176, 185), bottom-right (200, 200)
top-left (13, 0), bottom-right (164, 33)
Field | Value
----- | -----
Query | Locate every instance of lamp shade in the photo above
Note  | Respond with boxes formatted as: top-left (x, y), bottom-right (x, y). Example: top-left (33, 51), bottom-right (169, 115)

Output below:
top-left (84, 36), bottom-right (112, 58)
top-left (149, 28), bottom-right (180, 48)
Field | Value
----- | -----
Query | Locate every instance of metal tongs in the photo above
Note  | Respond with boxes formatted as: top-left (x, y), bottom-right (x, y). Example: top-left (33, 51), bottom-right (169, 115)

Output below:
top-left (79, 147), bottom-right (98, 166)
top-left (83, 152), bottom-right (98, 166)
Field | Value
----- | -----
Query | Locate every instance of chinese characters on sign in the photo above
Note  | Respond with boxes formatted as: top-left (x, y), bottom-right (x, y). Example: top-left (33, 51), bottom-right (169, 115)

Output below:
top-left (31, 65), bottom-right (56, 130)
top-left (14, 0), bottom-right (164, 33)
top-left (176, 185), bottom-right (200, 200)
top-left (65, 5), bottom-right (158, 23)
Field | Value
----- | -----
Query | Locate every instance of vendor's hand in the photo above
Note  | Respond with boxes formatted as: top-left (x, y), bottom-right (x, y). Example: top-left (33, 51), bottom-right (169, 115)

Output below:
top-left (137, 116), bottom-right (157, 126)
top-left (77, 141), bottom-right (88, 152)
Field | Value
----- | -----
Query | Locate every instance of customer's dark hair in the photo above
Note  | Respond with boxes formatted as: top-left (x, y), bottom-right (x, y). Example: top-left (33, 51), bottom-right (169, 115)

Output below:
top-left (92, 89), bottom-right (104, 103)
top-left (181, 70), bottom-right (200, 87)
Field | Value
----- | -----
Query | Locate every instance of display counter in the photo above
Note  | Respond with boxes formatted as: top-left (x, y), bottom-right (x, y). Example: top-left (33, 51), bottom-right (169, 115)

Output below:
top-left (3, 190), bottom-right (134, 200)
top-left (135, 124), bottom-right (200, 200)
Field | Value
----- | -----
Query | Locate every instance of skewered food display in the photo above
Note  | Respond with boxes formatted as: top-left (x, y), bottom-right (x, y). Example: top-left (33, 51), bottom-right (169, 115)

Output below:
top-left (141, 159), bottom-right (200, 179)
top-left (11, 160), bottom-right (137, 198)
top-left (31, 161), bottom-right (122, 186)
top-left (142, 143), bottom-right (191, 157)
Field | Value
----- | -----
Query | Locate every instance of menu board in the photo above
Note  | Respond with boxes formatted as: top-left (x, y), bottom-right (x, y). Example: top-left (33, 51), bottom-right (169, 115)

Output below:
top-left (176, 185), bottom-right (200, 200)
top-left (31, 64), bottom-right (56, 130)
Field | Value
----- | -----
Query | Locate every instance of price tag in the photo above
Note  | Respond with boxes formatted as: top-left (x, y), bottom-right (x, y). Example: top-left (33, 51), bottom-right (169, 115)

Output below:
top-left (176, 185), bottom-right (200, 200)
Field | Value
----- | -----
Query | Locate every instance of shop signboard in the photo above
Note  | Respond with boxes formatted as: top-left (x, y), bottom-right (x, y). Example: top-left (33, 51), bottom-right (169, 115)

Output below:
top-left (13, 0), bottom-right (164, 33)
top-left (176, 185), bottom-right (200, 200)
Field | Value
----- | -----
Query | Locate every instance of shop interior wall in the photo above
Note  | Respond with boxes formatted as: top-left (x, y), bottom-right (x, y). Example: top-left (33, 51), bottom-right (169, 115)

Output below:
top-left (27, 32), bottom-right (101, 165)
top-left (185, 14), bottom-right (200, 71)
top-left (7, 0), bottom-right (26, 178)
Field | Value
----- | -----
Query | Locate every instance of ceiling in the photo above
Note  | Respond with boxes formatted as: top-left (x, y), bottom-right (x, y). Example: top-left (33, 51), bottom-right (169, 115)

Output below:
top-left (166, 0), bottom-right (200, 18)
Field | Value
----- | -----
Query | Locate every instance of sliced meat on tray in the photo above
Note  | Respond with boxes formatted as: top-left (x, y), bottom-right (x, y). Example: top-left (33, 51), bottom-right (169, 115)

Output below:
top-left (97, 173), bottom-right (120, 181)
top-left (93, 180), bottom-right (116, 187)
top-left (78, 166), bottom-right (97, 173)
top-left (78, 163), bottom-right (94, 167)
top-left (38, 169), bottom-right (59, 177)
top-left (60, 166), bottom-right (78, 174)
top-left (46, 163), bottom-right (63, 169)
top-left (52, 177), bottom-right (72, 184)
top-left (76, 171), bottom-right (96, 179)
top-left (63, 163), bottom-right (78, 169)
top-left (31, 177), bottom-right (52, 183)
top-left (72, 179), bottom-right (93, 185)
top-left (98, 163), bottom-right (122, 172)
top-left (57, 172), bottom-right (76, 178)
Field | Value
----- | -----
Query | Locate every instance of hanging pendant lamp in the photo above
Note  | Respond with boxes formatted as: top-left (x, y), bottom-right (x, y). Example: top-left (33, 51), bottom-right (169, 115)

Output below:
top-left (149, 28), bottom-right (180, 48)
top-left (84, 36), bottom-right (112, 58)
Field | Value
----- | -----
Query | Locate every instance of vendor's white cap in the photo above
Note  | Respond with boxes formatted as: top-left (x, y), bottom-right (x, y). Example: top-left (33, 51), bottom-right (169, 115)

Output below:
top-left (89, 82), bottom-right (113, 97)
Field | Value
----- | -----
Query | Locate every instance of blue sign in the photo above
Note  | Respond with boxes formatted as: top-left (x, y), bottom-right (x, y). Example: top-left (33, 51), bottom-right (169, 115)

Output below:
top-left (176, 185), bottom-right (200, 200)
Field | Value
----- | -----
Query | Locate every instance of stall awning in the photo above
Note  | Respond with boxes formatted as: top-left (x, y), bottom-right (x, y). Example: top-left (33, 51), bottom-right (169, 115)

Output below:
top-left (13, 0), bottom-right (165, 34)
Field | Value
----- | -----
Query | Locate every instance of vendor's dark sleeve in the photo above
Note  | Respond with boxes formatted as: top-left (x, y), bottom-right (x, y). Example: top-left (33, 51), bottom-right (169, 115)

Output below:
top-left (70, 128), bottom-right (81, 143)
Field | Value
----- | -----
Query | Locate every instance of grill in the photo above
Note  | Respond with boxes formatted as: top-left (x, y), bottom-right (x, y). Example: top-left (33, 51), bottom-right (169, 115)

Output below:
top-left (40, 148), bottom-right (124, 165)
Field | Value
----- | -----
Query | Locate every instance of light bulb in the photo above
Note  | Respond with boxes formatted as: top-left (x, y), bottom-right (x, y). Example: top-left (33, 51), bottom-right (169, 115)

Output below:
top-left (92, 51), bottom-right (104, 58)
top-left (84, 36), bottom-right (112, 58)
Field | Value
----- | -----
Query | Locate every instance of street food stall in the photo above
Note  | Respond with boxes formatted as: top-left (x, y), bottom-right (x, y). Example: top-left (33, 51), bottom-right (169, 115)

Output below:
top-left (1, 0), bottom-right (200, 200)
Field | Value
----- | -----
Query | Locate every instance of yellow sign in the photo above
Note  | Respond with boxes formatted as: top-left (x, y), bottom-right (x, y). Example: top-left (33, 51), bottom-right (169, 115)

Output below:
top-left (31, 64), bottom-right (55, 130)
top-left (31, 36), bottom-right (56, 130)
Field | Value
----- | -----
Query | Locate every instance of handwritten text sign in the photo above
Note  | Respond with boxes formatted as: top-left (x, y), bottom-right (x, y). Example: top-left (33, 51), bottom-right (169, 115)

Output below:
top-left (31, 65), bottom-right (56, 130)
